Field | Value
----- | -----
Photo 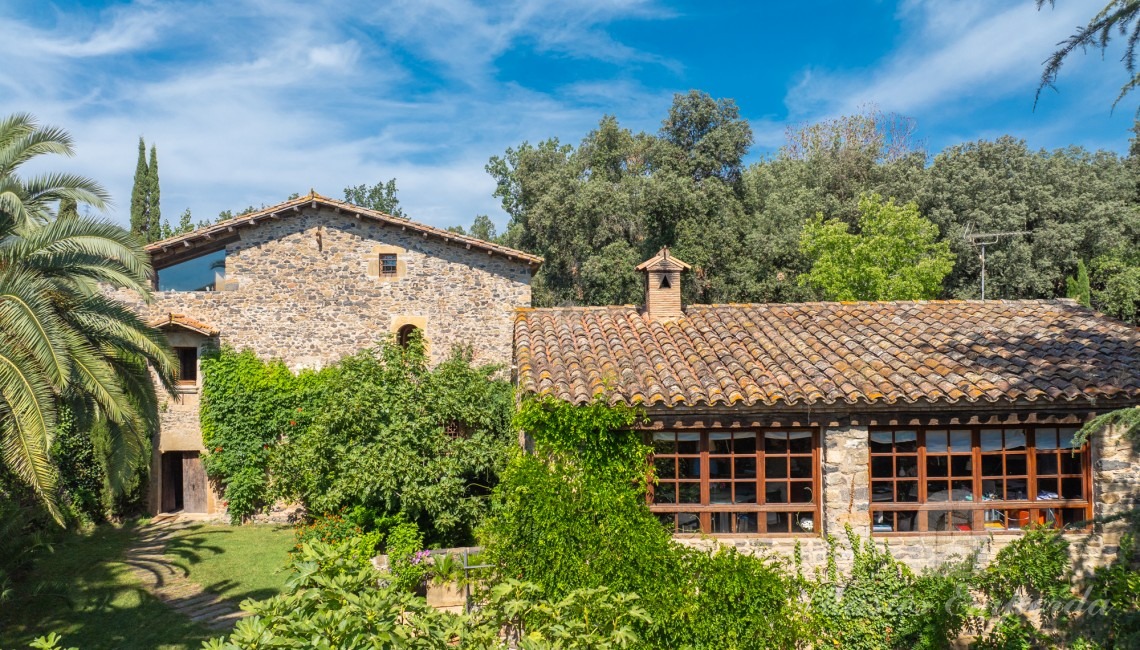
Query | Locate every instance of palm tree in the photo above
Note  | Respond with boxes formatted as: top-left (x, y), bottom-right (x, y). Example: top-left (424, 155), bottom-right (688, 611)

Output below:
top-left (0, 113), bottom-right (176, 522)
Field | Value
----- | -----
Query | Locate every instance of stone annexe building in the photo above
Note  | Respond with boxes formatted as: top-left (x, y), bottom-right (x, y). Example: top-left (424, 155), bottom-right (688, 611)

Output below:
top-left (516, 248), bottom-right (1140, 571)
top-left (115, 192), bottom-right (539, 515)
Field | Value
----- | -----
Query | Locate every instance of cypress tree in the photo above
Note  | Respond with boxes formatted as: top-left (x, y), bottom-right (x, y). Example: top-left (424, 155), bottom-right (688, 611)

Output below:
top-left (146, 144), bottom-right (161, 242)
top-left (1066, 259), bottom-right (1092, 307)
top-left (129, 138), bottom-right (148, 238)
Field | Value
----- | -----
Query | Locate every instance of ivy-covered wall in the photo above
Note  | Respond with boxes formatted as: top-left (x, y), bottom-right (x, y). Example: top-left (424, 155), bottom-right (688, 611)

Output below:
top-left (199, 336), bottom-right (516, 545)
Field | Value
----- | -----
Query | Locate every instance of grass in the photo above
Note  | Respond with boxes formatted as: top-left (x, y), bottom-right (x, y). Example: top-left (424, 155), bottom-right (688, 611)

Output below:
top-left (164, 523), bottom-right (295, 604)
top-left (0, 521), bottom-right (296, 650)
top-left (0, 522), bottom-right (214, 650)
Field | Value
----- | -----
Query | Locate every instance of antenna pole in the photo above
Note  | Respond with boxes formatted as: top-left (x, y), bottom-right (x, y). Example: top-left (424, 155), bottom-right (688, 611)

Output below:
top-left (980, 243), bottom-right (986, 301)
top-left (964, 230), bottom-right (1029, 300)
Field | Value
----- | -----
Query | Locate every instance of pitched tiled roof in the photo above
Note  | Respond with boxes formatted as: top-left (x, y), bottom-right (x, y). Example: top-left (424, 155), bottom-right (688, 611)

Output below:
top-left (146, 191), bottom-right (543, 268)
top-left (514, 300), bottom-right (1140, 408)
top-left (151, 313), bottom-right (219, 336)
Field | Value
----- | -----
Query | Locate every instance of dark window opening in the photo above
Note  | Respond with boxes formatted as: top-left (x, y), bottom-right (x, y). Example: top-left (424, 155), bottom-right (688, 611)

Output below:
top-left (380, 253), bottom-right (398, 275)
top-left (157, 249), bottom-right (226, 291)
top-left (175, 347), bottom-right (198, 385)
top-left (445, 420), bottom-right (469, 439)
top-left (659, 274), bottom-right (671, 289)
top-left (396, 324), bottom-right (419, 347)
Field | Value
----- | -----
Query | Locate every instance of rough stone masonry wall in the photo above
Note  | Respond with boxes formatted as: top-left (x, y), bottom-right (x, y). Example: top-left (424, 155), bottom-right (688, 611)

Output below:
top-left (680, 420), bottom-right (1140, 576)
top-left (113, 207), bottom-right (533, 370)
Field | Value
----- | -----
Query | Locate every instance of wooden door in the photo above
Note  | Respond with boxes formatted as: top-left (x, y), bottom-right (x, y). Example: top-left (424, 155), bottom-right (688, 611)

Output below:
top-left (182, 452), bottom-right (207, 513)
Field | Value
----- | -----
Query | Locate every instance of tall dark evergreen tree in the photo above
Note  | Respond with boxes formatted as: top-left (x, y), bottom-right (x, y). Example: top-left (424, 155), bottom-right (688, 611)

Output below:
top-left (146, 145), bottom-right (161, 242)
top-left (129, 138), bottom-right (148, 239)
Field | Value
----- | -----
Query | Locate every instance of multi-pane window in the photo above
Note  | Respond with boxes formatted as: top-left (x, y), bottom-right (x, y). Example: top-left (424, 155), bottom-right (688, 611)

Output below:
top-left (380, 253), bottom-right (398, 275)
top-left (650, 430), bottom-right (819, 535)
top-left (870, 427), bottom-right (1090, 534)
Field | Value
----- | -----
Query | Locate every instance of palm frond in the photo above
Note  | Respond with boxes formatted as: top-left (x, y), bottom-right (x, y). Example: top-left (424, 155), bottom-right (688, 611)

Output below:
top-left (66, 341), bottom-right (132, 427)
top-left (0, 269), bottom-right (72, 388)
top-left (6, 215), bottom-right (152, 288)
top-left (0, 338), bottom-right (61, 522)
top-left (19, 173), bottom-right (109, 213)
top-left (59, 292), bottom-right (177, 392)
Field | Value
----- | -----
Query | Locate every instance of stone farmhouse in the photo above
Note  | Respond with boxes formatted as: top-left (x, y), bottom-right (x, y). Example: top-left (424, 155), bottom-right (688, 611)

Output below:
top-left (515, 248), bottom-right (1140, 570)
top-left (116, 192), bottom-right (540, 515)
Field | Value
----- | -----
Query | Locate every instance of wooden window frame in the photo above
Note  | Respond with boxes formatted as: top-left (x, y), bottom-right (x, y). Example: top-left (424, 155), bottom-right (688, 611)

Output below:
top-left (174, 346), bottom-right (198, 387)
top-left (869, 426), bottom-right (1092, 536)
top-left (648, 429), bottom-right (821, 537)
top-left (380, 253), bottom-right (398, 276)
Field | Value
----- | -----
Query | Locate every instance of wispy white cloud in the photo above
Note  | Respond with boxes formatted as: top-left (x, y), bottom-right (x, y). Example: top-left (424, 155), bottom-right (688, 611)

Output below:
top-left (0, 0), bottom-right (675, 229)
top-left (0, 3), bottom-right (172, 59)
top-left (784, 0), bottom-right (1101, 122)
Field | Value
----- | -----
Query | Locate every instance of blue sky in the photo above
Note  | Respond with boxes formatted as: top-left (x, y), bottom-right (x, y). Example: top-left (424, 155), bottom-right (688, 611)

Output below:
top-left (0, 0), bottom-right (1132, 231)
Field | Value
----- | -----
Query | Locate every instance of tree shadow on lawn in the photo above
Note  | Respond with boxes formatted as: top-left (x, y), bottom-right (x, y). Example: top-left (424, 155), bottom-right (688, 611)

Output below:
top-left (0, 522), bottom-right (215, 650)
top-left (163, 524), bottom-right (294, 605)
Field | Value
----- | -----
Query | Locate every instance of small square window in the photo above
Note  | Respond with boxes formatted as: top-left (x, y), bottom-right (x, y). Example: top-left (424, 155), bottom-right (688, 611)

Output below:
top-left (380, 254), bottom-right (398, 275)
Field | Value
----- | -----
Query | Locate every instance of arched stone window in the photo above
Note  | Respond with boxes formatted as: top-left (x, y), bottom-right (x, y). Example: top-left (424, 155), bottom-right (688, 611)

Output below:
top-left (396, 323), bottom-right (419, 348)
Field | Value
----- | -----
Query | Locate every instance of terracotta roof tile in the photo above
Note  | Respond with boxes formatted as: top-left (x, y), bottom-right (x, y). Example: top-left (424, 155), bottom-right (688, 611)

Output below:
top-left (151, 313), bottom-right (219, 336)
top-left (514, 300), bottom-right (1140, 408)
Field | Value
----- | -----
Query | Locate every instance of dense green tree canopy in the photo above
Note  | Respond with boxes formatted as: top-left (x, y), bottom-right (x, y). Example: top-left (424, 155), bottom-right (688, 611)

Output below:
top-left (490, 97), bottom-right (1140, 319)
top-left (344, 178), bottom-right (405, 217)
top-left (800, 194), bottom-right (955, 301)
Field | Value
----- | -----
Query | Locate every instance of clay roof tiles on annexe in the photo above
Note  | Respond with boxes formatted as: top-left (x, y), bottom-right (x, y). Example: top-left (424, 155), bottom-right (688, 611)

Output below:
top-left (145, 191), bottom-right (543, 268)
top-left (514, 300), bottom-right (1140, 408)
top-left (150, 313), bottom-right (220, 337)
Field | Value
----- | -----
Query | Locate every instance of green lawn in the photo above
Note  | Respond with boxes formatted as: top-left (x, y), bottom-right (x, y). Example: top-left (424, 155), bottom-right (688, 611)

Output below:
top-left (0, 521), bottom-right (296, 650)
top-left (0, 522), bottom-right (214, 650)
top-left (164, 523), bottom-right (295, 604)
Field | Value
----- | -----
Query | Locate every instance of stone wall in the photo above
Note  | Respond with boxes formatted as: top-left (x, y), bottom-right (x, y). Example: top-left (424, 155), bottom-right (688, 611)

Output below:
top-left (115, 206), bottom-right (533, 370)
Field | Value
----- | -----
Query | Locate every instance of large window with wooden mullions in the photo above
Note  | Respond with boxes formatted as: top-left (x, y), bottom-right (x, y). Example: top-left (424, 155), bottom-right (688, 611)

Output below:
top-left (869, 426), bottom-right (1091, 534)
top-left (649, 430), bottom-right (820, 536)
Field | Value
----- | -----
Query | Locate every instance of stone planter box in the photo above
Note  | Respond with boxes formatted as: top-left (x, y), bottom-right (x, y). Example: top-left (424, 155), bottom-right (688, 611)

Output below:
top-left (426, 580), bottom-right (466, 613)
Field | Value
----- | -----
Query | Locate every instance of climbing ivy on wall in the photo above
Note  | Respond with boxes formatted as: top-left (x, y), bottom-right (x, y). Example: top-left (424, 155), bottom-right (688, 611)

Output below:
top-left (199, 347), bottom-right (329, 522)
top-left (199, 334), bottom-right (516, 544)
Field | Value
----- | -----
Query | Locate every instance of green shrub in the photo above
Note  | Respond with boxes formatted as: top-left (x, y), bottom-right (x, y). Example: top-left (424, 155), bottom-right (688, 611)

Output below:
top-left (203, 540), bottom-right (457, 650)
top-left (386, 520), bottom-right (429, 591)
top-left (464, 579), bottom-right (650, 649)
top-left (1068, 530), bottom-right (1140, 648)
top-left (483, 395), bottom-right (802, 649)
top-left (0, 470), bottom-right (63, 604)
top-left (49, 406), bottom-right (107, 524)
top-left (805, 527), bottom-right (976, 650)
top-left (292, 510), bottom-right (381, 566)
top-left (202, 334), bottom-right (515, 543)
top-left (682, 547), bottom-right (806, 648)
top-left (977, 526), bottom-right (1073, 620)
top-left (204, 539), bottom-right (651, 650)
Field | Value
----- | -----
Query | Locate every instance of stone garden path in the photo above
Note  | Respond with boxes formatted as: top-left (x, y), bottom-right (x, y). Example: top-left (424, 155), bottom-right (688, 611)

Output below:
top-left (122, 517), bottom-right (248, 632)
